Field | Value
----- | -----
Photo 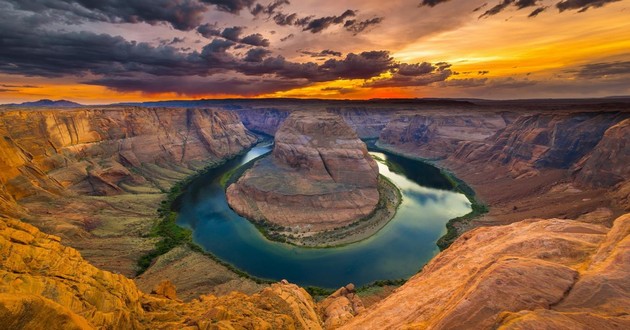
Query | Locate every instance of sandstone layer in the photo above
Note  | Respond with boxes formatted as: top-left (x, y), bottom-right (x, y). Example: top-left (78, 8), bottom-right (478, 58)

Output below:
top-left (3, 209), bottom-right (629, 329)
top-left (0, 215), bottom-right (325, 329)
top-left (0, 107), bottom-right (261, 296)
top-left (341, 214), bottom-right (630, 329)
top-left (227, 112), bottom-right (379, 232)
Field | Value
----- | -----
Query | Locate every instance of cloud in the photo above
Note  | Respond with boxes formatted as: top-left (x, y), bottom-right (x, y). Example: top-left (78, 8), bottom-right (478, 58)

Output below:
top-left (301, 9), bottom-right (356, 33)
top-left (574, 60), bottom-right (630, 79)
top-left (439, 78), bottom-right (489, 88)
top-left (269, 8), bottom-right (381, 35)
top-left (364, 62), bottom-right (452, 88)
top-left (422, 0), bottom-right (620, 17)
top-left (556, 0), bottom-right (621, 12)
top-left (251, 0), bottom-right (290, 17)
top-left (244, 48), bottom-right (272, 62)
top-left (528, 6), bottom-right (548, 17)
top-left (200, 0), bottom-right (256, 14)
top-left (197, 24), bottom-right (270, 47)
top-left (344, 17), bottom-right (385, 35)
top-left (87, 74), bottom-right (311, 96)
top-left (5, 0), bottom-right (208, 31)
top-left (280, 33), bottom-right (295, 41)
top-left (419, 0), bottom-right (451, 7)
top-left (301, 50), bottom-right (343, 58)
top-left (479, 0), bottom-right (540, 18)
top-left (240, 33), bottom-right (270, 46)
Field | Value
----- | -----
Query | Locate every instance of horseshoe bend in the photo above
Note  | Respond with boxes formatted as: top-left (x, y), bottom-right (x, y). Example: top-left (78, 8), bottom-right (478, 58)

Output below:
top-left (1, 1), bottom-right (630, 328)
top-left (226, 112), bottom-right (399, 245)
top-left (0, 101), bottom-right (629, 329)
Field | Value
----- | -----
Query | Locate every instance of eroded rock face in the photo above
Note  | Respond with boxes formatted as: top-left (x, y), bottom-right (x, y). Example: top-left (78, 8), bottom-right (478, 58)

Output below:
top-left (227, 112), bottom-right (379, 231)
top-left (0, 216), bottom-right (324, 329)
top-left (573, 118), bottom-right (630, 188)
top-left (339, 214), bottom-right (630, 330)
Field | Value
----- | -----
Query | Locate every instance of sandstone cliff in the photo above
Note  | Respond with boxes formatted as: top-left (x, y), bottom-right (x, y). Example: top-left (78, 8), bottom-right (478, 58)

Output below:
top-left (0, 215), bottom-right (324, 329)
top-left (378, 112), bottom-right (509, 159)
top-left (3, 210), bottom-right (629, 329)
top-left (340, 214), bottom-right (630, 329)
top-left (0, 107), bottom-right (259, 292)
top-left (227, 112), bottom-right (379, 232)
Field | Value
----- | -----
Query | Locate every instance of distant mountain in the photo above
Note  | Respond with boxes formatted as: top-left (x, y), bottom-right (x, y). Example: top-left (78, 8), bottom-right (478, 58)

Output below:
top-left (2, 99), bottom-right (83, 107)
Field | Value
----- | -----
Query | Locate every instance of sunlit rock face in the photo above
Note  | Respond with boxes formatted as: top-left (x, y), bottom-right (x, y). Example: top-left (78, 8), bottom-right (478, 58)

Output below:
top-left (227, 112), bottom-right (379, 232)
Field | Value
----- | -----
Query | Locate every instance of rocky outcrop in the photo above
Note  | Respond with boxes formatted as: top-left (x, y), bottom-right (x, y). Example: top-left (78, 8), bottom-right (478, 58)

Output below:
top-left (319, 283), bottom-right (365, 329)
top-left (0, 107), bottom-right (257, 205)
top-left (0, 107), bottom-right (259, 281)
top-left (573, 118), bottom-right (630, 188)
top-left (0, 216), bottom-right (324, 329)
top-left (451, 112), bottom-right (624, 178)
top-left (0, 216), bottom-right (146, 328)
top-left (238, 108), bottom-right (290, 135)
top-left (378, 112), bottom-right (509, 159)
top-left (227, 112), bottom-right (379, 232)
top-left (340, 214), bottom-right (630, 329)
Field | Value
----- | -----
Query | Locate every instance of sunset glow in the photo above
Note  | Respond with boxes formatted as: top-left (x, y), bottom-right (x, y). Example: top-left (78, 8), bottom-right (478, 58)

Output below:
top-left (1, 0), bottom-right (629, 104)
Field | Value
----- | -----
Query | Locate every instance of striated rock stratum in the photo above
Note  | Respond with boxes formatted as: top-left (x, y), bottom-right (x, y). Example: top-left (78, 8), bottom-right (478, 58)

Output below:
top-left (2, 211), bottom-right (629, 329)
top-left (227, 112), bottom-right (380, 232)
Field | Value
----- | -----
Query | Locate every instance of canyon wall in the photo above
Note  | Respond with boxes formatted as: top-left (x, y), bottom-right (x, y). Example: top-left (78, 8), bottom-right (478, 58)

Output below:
top-left (0, 216), bottom-right (323, 329)
top-left (0, 107), bottom-right (260, 293)
top-left (0, 107), bottom-right (257, 206)
top-left (2, 207), bottom-right (628, 329)
top-left (341, 213), bottom-right (630, 329)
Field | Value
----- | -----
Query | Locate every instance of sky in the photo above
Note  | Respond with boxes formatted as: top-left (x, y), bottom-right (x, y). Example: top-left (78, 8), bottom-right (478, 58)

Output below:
top-left (0, 0), bottom-right (629, 104)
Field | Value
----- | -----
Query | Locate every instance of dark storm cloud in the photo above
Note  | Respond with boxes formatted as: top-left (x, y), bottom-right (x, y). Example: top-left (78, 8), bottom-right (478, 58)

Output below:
top-left (87, 75), bottom-right (311, 96)
top-left (244, 48), bottom-right (272, 62)
top-left (269, 8), bottom-right (381, 35)
top-left (556, 0), bottom-right (621, 12)
top-left (528, 6), bottom-right (548, 17)
top-left (0, 15), bottom-right (234, 78)
top-left (423, 0), bottom-right (620, 17)
top-left (200, 0), bottom-right (256, 14)
top-left (5, 0), bottom-right (208, 31)
top-left (364, 62), bottom-right (452, 88)
top-left (344, 17), bottom-right (385, 35)
top-left (197, 23), bottom-right (222, 38)
top-left (273, 12), bottom-right (298, 26)
top-left (0, 13), bottom-right (441, 91)
top-left (197, 25), bottom-right (270, 47)
top-left (301, 9), bottom-right (356, 33)
top-left (221, 26), bottom-right (245, 41)
top-left (301, 50), bottom-right (343, 58)
top-left (251, 0), bottom-right (290, 16)
top-left (479, 0), bottom-right (540, 18)
top-left (419, 0), bottom-right (451, 6)
top-left (574, 60), bottom-right (630, 79)
top-left (280, 33), bottom-right (295, 42)
top-left (240, 33), bottom-right (270, 46)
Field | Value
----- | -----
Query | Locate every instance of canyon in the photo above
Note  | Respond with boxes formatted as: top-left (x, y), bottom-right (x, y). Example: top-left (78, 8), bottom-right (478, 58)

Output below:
top-left (0, 99), bottom-right (629, 329)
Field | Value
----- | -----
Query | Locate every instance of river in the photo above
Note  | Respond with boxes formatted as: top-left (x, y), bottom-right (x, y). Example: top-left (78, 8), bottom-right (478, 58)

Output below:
top-left (176, 142), bottom-right (471, 288)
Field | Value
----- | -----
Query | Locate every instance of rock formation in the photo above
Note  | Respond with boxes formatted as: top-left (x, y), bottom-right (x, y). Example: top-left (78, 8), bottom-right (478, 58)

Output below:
top-left (340, 214), bottom-right (630, 329)
top-left (0, 107), bottom-right (260, 294)
top-left (227, 112), bottom-right (379, 232)
top-left (3, 210), bottom-right (629, 329)
top-left (0, 215), bottom-right (323, 329)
